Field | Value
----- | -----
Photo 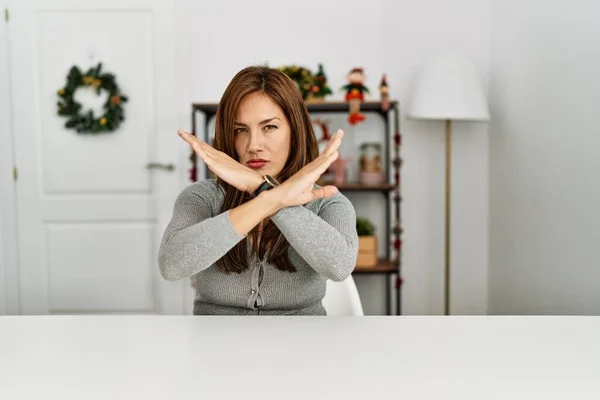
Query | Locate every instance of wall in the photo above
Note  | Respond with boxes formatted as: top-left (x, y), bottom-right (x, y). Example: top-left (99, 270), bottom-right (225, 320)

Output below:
top-left (489, 0), bottom-right (600, 314)
top-left (179, 0), bottom-right (490, 315)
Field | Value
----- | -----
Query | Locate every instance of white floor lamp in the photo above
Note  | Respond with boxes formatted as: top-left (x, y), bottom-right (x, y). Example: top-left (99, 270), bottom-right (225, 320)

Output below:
top-left (407, 55), bottom-right (490, 315)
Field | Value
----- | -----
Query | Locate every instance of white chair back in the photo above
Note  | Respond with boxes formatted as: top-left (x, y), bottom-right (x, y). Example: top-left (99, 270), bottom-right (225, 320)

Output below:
top-left (322, 275), bottom-right (364, 316)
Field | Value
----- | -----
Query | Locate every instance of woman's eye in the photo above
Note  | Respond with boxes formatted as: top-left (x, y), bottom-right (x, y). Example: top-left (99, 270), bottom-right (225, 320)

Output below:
top-left (234, 127), bottom-right (246, 135)
top-left (264, 125), bottom-right (277, 131)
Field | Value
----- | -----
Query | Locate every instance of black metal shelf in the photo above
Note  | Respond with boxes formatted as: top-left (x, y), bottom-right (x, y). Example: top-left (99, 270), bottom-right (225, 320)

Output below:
top-left (192, 100), bottom-right (399, 120)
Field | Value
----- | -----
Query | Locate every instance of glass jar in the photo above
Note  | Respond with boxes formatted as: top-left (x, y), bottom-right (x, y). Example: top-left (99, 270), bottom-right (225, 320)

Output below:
top-left (360, 143), bottom-right (382, 173)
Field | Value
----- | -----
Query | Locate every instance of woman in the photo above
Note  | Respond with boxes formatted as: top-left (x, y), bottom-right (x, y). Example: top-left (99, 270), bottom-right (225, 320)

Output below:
top-left (158, 65), bottom-right (359, 315)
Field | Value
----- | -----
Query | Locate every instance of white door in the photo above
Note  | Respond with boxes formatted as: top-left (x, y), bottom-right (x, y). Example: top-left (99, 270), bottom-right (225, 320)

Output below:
top-left (9, 0), bottom-right (185, 314)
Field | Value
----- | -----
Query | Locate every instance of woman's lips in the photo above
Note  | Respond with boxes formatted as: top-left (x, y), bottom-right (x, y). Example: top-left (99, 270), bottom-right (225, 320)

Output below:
top-left (247, 160), bottom-right (268, 169)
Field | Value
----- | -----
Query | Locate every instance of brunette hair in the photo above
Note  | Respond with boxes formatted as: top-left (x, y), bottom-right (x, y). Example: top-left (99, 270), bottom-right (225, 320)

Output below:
top-left (213, 65), bottom-right (319, 273)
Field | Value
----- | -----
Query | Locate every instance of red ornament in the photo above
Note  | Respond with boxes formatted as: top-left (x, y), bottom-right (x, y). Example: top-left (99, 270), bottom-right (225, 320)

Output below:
top-left (394, 132), bottom-right (402, 146)
top-left (395, 276), bottom-right (403, 289)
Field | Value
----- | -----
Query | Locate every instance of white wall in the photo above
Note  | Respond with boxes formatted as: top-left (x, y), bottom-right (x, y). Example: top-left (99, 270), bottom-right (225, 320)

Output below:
top-left (180, 0), bottom-right (490, 315)
top-left (489, 0), bottom-right (600, 314)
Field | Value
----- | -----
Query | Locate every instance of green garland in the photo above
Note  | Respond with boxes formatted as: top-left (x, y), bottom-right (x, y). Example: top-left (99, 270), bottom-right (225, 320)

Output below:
top-left (56, 63), bottom-right (128, 134)
top-left (278, 65), bottom-right (314, 100)
top-left (278, 63), bottom-right (333, 101)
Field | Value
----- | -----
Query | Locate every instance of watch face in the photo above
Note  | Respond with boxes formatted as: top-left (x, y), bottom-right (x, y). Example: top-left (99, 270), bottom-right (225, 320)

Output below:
top-left (264, 175), bottom-right (279, 187)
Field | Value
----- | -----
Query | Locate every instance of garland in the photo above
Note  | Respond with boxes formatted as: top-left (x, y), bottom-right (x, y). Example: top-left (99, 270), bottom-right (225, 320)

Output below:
top-left (56, 63), bottom-right (128, 134)
top-left (278, 65), bottom-right (314, 100)
top-left (278, 64), bottom-right (333, 101)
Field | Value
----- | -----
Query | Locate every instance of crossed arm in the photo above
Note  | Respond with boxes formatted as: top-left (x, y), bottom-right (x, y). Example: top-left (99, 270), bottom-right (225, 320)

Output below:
top-left (158, 182), bottom-right (358, 282)
top-left (270, 196), bottom-right (358, 281)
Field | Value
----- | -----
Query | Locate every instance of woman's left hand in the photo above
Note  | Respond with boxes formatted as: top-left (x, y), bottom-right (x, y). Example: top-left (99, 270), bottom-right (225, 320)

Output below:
top-left (270, 129), bottom-right (344, 208)
top-left (177, 129), bottom-right (263, 193)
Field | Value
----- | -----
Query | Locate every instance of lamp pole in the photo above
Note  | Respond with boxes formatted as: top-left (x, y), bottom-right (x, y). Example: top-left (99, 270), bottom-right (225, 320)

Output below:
top-left (444, 119), bottom-right (452, 316)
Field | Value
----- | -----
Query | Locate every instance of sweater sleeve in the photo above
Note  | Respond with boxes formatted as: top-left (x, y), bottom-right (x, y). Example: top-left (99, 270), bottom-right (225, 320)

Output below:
top-left (270, 193), bottom-right (359, 282)
top-left (157, 182), bottom-right (245, 281)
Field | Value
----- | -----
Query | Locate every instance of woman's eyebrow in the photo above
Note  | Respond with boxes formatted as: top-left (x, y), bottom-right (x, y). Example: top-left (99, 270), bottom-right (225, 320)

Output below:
top-left (234, 117), bottom-right (281, 126)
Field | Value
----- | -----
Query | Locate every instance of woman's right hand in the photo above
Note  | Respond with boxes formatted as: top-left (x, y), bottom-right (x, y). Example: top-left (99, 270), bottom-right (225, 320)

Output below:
top-left (177, 129), bottom-right (263, 194)
top-left (272, 129), bottom-right (344, 207)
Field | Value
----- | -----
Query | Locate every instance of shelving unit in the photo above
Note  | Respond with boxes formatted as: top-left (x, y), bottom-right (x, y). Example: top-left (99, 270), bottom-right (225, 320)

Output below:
top-left (190, 100), bottom-right (403, 315)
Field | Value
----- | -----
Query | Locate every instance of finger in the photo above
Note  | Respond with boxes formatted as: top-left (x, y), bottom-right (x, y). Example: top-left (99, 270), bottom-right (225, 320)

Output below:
top-left (322, 129), bottom-right (344, 155)
top-left (311, 185), bottom-right (339, 200)
top-left (177, 129), bottom-right (216, 159)
top-left (177, 129), bottom-right (195, 141)
top-left (317, 151), bottom-right (339, 174)
top-left (305, 149), bottom-right (339, 178)
top-left (177, 129), bottom-right (212, 149)
top-left (178, 131), bottom-right (215, 167)
top-left (177, 129), bottom-right (201, 148)
top-left (302, 152), bottom-right (339, 185)
top-left (320, 129), bottom-right (339, 154)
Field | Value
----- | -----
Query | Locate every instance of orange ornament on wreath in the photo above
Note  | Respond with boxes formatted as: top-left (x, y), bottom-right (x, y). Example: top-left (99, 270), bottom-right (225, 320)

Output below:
top-left (56, 62), bottom-right (128, 134)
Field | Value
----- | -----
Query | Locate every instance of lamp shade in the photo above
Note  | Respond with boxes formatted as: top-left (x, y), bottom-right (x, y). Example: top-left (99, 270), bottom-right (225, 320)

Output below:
top-left (407, 54), bottom-right (490, 121)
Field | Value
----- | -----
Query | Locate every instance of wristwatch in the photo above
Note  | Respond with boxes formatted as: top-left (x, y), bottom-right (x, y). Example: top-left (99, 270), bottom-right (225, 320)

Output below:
top-left (252, 175), bottom-right (279, 197)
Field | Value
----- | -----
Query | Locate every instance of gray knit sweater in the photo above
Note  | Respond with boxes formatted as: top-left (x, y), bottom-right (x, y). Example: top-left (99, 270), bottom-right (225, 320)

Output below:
top-left (158, 179), bottom-right (359, 315)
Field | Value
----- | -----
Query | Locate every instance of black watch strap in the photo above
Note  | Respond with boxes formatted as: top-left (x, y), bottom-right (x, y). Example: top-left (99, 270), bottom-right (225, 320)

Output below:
top-left (252, 175), bottom-right (279, 197)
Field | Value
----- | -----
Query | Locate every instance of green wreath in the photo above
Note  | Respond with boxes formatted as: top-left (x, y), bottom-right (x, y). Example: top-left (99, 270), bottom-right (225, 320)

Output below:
top-left (56, 62), bottom-right (128, 134)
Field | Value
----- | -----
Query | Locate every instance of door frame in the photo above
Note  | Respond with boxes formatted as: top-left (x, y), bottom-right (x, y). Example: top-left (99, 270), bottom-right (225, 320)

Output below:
top-left (0, 0), bottom-right (19, 315)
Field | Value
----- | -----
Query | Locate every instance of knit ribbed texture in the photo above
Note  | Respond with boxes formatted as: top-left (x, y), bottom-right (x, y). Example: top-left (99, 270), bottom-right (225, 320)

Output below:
top-left (158, 179), bottom-right (358, 315)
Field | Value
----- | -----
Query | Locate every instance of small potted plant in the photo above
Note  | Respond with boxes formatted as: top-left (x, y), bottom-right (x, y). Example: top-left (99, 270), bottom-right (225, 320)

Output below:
top-left (356, 217), bottom-right (377, 268)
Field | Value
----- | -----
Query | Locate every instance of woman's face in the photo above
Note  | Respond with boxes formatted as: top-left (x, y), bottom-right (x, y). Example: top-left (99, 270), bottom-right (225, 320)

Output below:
top-left (234, 92), bottom-right (291, 178)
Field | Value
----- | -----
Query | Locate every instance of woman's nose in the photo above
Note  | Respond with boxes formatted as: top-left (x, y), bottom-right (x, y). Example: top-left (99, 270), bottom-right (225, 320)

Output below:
top-left (247, 130), bottom-right (264, 152)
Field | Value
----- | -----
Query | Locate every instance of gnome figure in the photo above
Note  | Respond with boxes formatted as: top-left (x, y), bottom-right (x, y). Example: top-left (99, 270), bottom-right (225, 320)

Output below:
top-left (342, 67), bottom-right (369, 125)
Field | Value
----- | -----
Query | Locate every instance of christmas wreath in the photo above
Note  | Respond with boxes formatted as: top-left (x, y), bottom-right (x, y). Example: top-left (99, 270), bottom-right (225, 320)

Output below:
top-left (56, 63), bottom-right (128, 134)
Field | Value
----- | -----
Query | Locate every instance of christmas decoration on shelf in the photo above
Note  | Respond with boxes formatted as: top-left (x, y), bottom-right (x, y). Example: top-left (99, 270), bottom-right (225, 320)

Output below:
top-left (380, 74), bottom-right (390, 111)
top-left (332, 156), bottom-right (351, 185)
top-left (359, 142), bottom-right (385, 184)
top-left (306, 63), bottom-right (333, 103)
top-left (188, 146), bottom-right (197, 182)
top-left (279, 63), bottom-right (333, 103)
top-left (392, 127), bottom-right (403, 264)
top-left (313, 118), bottom-right (332, 144)
top-left (56, 62), bottom-right (128, 134)
top-left (313, 118), bottom-right (334, 183)
top-left (342, 67), bottom-right (369, 125)
top-left (278, 65), bottom-right (314, 100)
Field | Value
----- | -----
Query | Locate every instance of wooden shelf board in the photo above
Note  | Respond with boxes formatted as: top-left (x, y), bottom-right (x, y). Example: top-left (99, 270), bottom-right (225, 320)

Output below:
top-left (353, 259), bottom-right (398, 274)
top-left (304, 101), bottom-right (398, 113)
top-left (322, 182), bottom-right (396, 192)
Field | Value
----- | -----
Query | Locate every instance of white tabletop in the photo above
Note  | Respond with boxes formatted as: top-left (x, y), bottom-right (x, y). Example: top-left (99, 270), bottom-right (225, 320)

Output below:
top-left (0, 316), bottom-right (599, 400)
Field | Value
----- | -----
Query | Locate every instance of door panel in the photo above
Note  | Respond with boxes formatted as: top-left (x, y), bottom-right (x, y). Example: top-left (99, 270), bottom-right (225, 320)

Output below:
top-left (10, 0), bottom-right (183, 314)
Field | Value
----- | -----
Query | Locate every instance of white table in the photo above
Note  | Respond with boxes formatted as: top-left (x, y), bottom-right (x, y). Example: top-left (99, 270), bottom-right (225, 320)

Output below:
top-left (1, 316), bottom-right (599, 399)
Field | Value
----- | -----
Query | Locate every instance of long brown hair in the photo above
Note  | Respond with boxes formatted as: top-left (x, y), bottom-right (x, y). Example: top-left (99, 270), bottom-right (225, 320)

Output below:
top-left (213, 65), bottom-right (319, 274)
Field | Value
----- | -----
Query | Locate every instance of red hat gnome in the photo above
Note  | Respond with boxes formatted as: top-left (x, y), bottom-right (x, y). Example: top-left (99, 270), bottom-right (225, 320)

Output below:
top-left (342, 67), bottom-right (370, 125)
